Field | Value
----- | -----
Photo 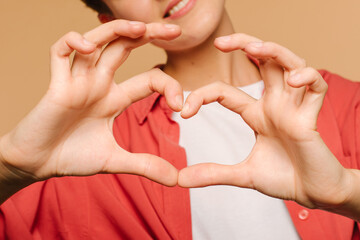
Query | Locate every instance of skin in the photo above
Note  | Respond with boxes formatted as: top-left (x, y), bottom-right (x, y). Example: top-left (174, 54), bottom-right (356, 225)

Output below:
top-left (0, 0), bottom-right (360, 222)
top-left (100, 0), bottom-right (360, 220)
top-left (0, 21), bottom-right (185, 202)
top-left (102, 0), bottom-right (261, 90)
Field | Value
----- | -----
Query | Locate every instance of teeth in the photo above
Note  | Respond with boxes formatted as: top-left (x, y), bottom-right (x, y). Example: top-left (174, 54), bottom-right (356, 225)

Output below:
top-left (168, 0), bottom-right (190, 16)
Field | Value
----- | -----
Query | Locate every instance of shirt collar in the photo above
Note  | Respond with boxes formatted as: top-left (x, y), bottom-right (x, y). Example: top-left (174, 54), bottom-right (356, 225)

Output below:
top-left (132, 92), bottom-right (162, 124)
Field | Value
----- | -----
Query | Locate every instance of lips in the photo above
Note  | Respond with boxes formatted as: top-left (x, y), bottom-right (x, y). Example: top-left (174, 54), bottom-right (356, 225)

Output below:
top-left (163, 0), bottom-right (196, 20)
top-left (163, 0), bottom-right (182, 18)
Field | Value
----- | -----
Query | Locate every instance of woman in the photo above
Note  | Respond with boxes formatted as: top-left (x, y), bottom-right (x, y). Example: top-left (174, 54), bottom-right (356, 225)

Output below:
top-left (0, 0), bottom-right (359, 238)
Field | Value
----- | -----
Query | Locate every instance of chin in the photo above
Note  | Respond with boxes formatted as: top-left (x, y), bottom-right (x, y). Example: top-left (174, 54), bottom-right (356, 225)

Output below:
top-left (151, 31), bottom-right (212, 52)
top-left (154, 7), bottom-right (225, 52)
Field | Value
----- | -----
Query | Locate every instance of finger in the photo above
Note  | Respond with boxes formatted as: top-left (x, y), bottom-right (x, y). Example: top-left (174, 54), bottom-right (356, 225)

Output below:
top-left (288, 68), bottom-right (327, 93)
top-left (96, 23), bottom-right (181, 74)
top-left (244, 41), bottom-right (307, 97)
top-left (50, 31), bottom-right (96, 82)
top-left (83, 20), bottom-right (147, 46)
top-left (180, 81), bottom-right (256, 123)
top-left (114, 68), bottom-right (183, 114)
top-left (178, 163), bottom-right (252, 188)
top-left (288, 67), bottom-right (328, 110)
top-left (214, 33), bottom-right (262, 53)
top-left (245, 41), bottom-right (306, 71)
top-left (245, 42), bottom-right (309, 102)
top-left (256, 58), bottom-right (286, 91)
top-left (103, 148), bottom-right (178, 187)
top-left (214, 33), bottom-right (284, 89)
top-left (72, 20), bottom-right (147, 74)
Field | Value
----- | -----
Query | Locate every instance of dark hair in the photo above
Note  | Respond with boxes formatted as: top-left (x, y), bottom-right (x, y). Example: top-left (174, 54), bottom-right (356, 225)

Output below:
top-left (81, 0), bottom-right (112, 14)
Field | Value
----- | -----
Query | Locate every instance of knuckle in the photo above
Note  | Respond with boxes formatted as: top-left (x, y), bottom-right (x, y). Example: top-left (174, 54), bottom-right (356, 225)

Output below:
top-left (189, 90), bottom-right (201, 99)
top-left (233, 33), bottom-right (246, 40)
top-left (148, 32), bottom-right (156, 40)
top-left (50, 31), bottom-right (79, 55)
top-left (113, 22), bottom-right (127, 36)
top-left (213, 81), bottom-right (228, 99)
top-left (235, 33), bottom-right (246, 37)
top-left (262, 42), bottom-right (279, 58)
top-left (66, 31), bottom-right (78, 39)
top-left (304, 67), bottom-right (316, 76)
top-left (213, 81), bottom-right (225, 89)
top-left (49, 44), bottom-right (58, 55)
top-left (97, 66), bottom-right (114, 78)
top-left (147, 69), bottom-right (162, 86)
top-left (145, 24), bottom-right (156, 35)
top-left (264, 41), bottom-right (276, 51)
top-left (150, 68), bottom-right (162, 76)
top-left (113, 19), bottom-right (127, 25)
top-left (307, 67), bottom-right (322, 80)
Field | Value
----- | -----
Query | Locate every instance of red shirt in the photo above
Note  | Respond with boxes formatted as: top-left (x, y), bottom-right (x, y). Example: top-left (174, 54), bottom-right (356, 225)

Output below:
top-left (0, 70), bottom-right (359, 239)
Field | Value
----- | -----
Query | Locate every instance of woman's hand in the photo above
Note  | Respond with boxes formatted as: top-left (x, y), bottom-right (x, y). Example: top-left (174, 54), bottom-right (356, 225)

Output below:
top-left (178, 33), bottom-right (357, 216)
top-left (0, 20), bottom-right (183, 203)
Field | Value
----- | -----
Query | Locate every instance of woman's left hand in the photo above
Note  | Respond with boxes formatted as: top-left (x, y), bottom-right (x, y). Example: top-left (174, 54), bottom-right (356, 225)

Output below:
top-left (178, 33), bottom-right (355, 212)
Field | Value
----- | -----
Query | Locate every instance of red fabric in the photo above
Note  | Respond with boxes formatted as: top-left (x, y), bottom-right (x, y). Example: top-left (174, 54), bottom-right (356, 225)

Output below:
top-left (285, 70), bottom-right (360, 240)
top-left (0, 70), bottom-right (359, 239)
top-left (352, 223), bottom-right (360, 240)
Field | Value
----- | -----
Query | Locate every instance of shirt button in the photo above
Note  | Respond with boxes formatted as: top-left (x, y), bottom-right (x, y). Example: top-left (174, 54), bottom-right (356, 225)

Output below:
top-left (298, 209), bottom-right (309, 220)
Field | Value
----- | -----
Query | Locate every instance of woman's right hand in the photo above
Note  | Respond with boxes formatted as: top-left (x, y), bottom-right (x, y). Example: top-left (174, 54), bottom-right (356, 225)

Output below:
top-left (0, 20), bottom-right (183, 203)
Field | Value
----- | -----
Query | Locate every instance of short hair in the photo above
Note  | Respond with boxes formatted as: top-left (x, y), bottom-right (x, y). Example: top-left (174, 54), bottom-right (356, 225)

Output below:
top-left (81, 0), bottom-right (112, 14)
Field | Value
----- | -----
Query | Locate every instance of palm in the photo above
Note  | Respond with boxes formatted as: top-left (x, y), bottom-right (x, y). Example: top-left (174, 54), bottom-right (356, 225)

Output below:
top-left (241, 97), bottom-right (309, 199)
top-left (220, 83), bottom-right (321, 203)
top-left (47, 114), bottom-right (118, 176)
top-left (44, 87), bottom-right (118, 171)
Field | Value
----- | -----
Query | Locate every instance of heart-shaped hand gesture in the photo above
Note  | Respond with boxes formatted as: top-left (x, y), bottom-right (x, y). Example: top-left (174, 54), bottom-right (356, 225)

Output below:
top-left (178, 33), bottom-right (354, 210)
top-left (0, 20), bottom-right (184, 202)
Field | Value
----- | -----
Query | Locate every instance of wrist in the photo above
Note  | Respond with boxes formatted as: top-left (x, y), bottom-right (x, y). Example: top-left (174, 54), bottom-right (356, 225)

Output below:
top-left (0, 135), bottom-right (37, 204)
top-left (337, 169), bottom-right (360, 221)
top-left (316, 168), bottom-right (360, 222)
top-left (292, 136), bottom-right (356, 211)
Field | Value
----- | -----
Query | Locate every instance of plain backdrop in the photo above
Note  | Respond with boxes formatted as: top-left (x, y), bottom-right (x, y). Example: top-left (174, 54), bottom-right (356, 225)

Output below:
top-left (1, 0), bottom-right (359, 135)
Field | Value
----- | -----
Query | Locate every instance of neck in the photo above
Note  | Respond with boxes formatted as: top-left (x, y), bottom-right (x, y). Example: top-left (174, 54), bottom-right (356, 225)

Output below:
top-left (163, 11), bottom-right (261, 91)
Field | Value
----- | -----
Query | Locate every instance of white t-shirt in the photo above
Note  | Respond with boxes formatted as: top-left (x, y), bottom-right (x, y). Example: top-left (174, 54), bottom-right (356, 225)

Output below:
top-left (172, 81), bottom-right (300, 240)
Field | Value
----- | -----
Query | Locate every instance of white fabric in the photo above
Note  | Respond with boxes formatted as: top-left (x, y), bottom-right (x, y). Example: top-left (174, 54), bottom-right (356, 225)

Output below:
top-left (172, 81), bottom-right (300, 240)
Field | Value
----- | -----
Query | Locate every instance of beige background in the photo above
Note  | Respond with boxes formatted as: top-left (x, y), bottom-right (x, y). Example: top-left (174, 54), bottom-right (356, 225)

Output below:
top-left (1, 0), bottom-right (359, 135)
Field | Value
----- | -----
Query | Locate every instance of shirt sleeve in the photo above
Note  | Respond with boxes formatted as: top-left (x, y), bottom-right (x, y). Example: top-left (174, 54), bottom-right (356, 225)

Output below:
top-left (319, 70), bottom-right (360, 169)
top-left (0, 181), bottom-right (45, 239)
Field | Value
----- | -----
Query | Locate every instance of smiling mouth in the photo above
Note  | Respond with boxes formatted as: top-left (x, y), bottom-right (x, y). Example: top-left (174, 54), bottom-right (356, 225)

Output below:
top-left (163, 0), bottom-right (190, 18)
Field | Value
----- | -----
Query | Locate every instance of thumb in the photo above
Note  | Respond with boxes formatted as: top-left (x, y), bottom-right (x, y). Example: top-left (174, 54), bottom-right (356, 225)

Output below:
top-left (178, 162), bottom-right (252, 188)
top-left (103, 148), bottom-right (178, 187)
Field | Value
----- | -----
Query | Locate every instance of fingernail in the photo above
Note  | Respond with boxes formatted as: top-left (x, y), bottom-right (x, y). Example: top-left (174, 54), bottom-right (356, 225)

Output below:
top-left (217, 36), bottom-right (231, 42)
top-left (182, 103), bottom-right (190, 113)
top-left (175, 95), bottom-right (183, 109)
top-left (165, 24), bottom-right (178, 30)
top-left (129, 21), bottom-right (143, 26)
top-left (248, 42), bottom-right (263, 48)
